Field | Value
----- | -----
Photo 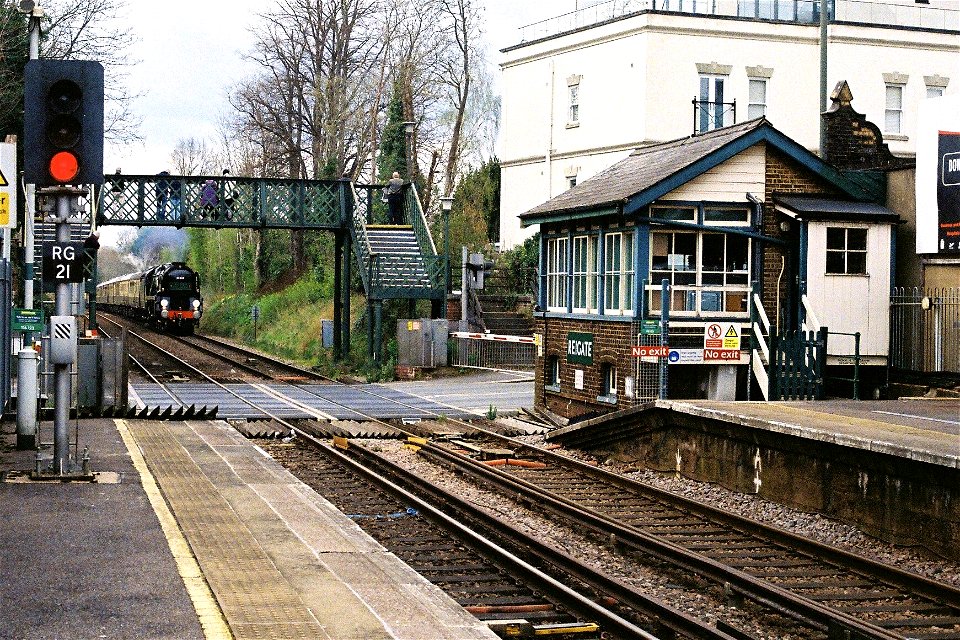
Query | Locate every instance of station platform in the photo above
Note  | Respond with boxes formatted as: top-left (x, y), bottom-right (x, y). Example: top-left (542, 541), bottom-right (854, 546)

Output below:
top-left (661, 398), bottom-right (960, 468)
top-left (0, 417), bottom-right (497, 640)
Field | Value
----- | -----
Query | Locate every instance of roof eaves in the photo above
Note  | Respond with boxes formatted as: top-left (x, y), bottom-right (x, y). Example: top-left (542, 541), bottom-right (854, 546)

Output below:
top-left (520, 203), bottom-right (623, 227)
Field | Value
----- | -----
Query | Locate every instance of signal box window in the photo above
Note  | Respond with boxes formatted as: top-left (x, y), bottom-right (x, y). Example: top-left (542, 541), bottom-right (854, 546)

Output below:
top-left (545, 355), bottom-right (560, 391)
top-left (599, 363), bottom-right (618, 403)
top-left (826, 227), bottom-right (868, 275)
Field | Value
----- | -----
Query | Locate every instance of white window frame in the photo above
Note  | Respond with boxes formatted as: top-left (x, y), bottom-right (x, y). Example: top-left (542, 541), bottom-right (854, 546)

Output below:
top-left (601, 362), bottom-right (618, 398)
top-left (885, 84), bottom-right (904, 134)
top-left (568, 84), bottom-right (580, 125)
top-left (698, 74), bottom-right (730, 132)
top-left (825, 226), bottom-right (868, 275)
top-left (927, 85), bottom-right (944, 99)
top-left (649, 230), bottom-right (752, 317)
top-left (545, 355), bottom-right (560, 389)
top-left (703, 205), bottom-right (751, 226)
top-left (546, 237), bottom-right (569, 311)
top-left (603, 231), bottom-right (634, 315)
top-left (747, 78), bottom-right (767, 120)
top-left (572, 235), bottom-right (598, 314)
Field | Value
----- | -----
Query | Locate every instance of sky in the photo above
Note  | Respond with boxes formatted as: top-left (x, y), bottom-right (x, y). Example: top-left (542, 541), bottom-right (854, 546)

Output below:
top-left (105, 0), bottom-right (562, 176)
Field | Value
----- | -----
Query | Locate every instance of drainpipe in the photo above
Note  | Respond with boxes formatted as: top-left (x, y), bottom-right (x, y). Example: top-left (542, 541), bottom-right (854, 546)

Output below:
top-left (819, 0), bottom-right (829, 157)
top-left (547, 59), bottom-right (555, 197)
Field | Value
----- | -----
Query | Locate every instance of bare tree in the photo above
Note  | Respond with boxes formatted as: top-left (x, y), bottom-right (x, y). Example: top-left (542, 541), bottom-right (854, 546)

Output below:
top-left (170, 137), bottom-right (215, 175)
top-left (42, 0), bottom-right (142, 143)
top-left (438, 0), bottom-right (482, 199)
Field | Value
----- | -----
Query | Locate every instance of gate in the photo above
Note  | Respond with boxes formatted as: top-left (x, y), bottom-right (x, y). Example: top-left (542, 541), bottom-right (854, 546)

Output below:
top-left (769, 328), bottom-right (828, 400)
top-left (449, 331), bottom-right (534, 372)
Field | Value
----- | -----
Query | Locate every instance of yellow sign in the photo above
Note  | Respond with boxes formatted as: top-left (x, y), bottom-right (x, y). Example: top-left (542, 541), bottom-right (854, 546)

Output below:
top-left (0, 142), bottom-right (15, 229)
top-left (722, 324), bottom-right (741, 350)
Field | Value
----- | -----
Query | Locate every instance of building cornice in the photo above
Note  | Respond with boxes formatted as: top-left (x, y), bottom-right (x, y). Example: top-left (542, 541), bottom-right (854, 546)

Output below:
top-left (502, 14), bottom-right (959, 68)
top-left (501, 140), bottom-right (650, 169)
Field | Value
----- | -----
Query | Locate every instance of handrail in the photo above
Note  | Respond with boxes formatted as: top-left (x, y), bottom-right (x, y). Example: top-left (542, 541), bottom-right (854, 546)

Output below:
top-left (753, 293), bottom-right (771, 334)
top-left (346, 182), bottom-right (373, 291)
top-left (404, 183), bottom-right (442, 291)
top-left (406, 183), bottom-right (438, 257)
top-left (801, 294), bottom-right (821, 332)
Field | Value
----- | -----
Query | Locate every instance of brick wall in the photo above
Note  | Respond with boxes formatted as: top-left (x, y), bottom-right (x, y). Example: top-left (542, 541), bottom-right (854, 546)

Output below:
top-left (533, 316), bottom-right (634, 420)
top-left (822, 95), bottom-right (902, 171)
top-left (761, 148), bottom-right (841, 316)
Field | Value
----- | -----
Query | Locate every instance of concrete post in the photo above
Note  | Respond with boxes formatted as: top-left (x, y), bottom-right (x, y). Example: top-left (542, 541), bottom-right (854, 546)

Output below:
top-left (53, 198), bottom-right (72, 474)
top-left (16, 348), bottom-right (38, 450)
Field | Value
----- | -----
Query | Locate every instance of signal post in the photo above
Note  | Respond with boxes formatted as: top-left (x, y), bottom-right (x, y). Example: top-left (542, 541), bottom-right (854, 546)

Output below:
top-left (24, 59), bottom-right (103, 477)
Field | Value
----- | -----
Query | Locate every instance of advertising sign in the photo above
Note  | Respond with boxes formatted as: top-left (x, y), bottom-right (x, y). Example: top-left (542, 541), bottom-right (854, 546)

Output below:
top-left (938, 132), bottom-right (960, 252)
top-left (917, 95), bottom-right (960, 254)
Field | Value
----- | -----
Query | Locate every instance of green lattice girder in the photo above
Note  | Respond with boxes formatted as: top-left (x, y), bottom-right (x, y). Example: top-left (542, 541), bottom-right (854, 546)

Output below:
top-left (98, 174), bottom-right (348, 229)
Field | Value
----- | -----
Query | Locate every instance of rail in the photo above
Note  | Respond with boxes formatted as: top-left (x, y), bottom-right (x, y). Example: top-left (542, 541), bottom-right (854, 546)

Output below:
top-left (890, 286), bottom-right (960, 374)
top-left (99, 174), bottom-right (346, 229)
top-left (825, 330), bottom-right (861, 399)
top-left (404, 184), bottom-right (443, 291)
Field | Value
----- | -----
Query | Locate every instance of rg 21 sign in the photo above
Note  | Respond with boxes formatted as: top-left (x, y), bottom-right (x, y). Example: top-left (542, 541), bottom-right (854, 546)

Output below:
top-left (42, 241), bottom-right (86, 283)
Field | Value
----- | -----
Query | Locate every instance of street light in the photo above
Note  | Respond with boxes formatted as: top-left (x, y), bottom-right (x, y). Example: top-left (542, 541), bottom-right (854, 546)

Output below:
top-left (402, 121), bottom-right (415, 179)
top-left (440, 196), bottom-right (453, 308)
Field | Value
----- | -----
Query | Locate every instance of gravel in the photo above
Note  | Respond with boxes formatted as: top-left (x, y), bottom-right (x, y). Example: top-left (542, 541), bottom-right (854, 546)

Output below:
top-left (359, 438), bottom-right (826, 640)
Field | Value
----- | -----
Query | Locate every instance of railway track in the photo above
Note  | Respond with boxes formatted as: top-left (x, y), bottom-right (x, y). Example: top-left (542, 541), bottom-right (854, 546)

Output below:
top-left (263, 429), bottom-right (750, 640)
top-left (414, 435), bottom-right (960, 640)
top-left (170, 332), bottom-right (336, 383)
top-left (96, 313), bottom-right (960, 638)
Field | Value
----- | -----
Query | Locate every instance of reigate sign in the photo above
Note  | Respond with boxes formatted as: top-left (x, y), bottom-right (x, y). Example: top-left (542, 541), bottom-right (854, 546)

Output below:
top-left (567, 332), bottom-right (594, 365)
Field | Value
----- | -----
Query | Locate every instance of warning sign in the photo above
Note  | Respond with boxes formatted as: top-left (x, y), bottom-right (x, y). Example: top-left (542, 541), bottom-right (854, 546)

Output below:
top-left (705, 322), bottom-right (740, 350)
top-left (722, 324), bottom-right (741, 350)
top-left (0, 142), bottom-right (15, 229)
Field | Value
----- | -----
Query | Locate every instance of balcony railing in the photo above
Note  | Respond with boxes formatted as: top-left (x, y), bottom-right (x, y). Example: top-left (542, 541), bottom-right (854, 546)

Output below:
top-left (693, 99), bottom-right (736, 135)
top-left (515, 0), bottom-right (958, 44)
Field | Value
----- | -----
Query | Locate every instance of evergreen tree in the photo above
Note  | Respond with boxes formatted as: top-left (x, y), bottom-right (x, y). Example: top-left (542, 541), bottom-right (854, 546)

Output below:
top-left (446, 157), bottom-right (499, 250)
top-left (378, 84), bottom-right (407, 182)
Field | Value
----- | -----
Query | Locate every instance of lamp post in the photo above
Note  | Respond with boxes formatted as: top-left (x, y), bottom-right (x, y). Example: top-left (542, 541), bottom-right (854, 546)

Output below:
top-left (440, 196), bottom-right (453, 318)
top-left (402, 121), bottom-right (415, 178)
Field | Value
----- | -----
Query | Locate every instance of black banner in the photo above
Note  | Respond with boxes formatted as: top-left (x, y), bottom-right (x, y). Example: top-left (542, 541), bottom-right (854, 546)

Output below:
top-left (937, 131), bottom-right (960, 253)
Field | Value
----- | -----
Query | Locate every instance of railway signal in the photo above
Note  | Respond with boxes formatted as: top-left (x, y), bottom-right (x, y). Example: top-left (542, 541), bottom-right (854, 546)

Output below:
top-left (24, 59), bottom-right (104, 187)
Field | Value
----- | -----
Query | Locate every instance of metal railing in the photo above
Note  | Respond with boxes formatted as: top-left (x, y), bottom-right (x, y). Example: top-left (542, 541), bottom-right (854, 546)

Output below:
top-left (825, 330), bottom-right (861, 399)
top-left (405, 184), bottom-right (443, 291)
top-left (99, 174), bottom-right (345, 229)
top-left (890, 287), bottom-right (960, 374)
top-left (515, 0), bottom-right (957, 43)
top-left (449, 331), bottom-right (535, 372)
top-left (347, 183), bottom-right (374, 292)
top-left (694, 99), bottom-right (736, 135)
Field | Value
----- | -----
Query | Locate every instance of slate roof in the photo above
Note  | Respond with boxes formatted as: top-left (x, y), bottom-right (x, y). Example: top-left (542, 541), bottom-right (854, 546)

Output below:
top-left (520, 119), bottom-right (770, 222)
top-left (518, 117), bottom-right (873, 226)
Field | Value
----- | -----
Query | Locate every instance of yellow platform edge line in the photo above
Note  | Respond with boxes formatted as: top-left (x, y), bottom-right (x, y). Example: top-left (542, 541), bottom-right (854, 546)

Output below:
top-left (116, 419), bottom-right (233, 640)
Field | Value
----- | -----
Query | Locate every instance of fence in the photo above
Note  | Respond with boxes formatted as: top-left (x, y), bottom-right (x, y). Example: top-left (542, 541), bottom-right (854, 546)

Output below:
top-left (449, 331), bottom-right (535, 372)
top-left (890, 287), bottom-right (960, 374)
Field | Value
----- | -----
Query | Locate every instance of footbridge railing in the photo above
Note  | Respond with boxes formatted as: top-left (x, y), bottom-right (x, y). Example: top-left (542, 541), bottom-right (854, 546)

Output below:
top-left (98, 174), bottom-right (348, 229)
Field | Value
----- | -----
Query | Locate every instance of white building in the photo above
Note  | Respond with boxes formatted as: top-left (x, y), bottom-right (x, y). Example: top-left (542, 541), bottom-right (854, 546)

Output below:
top-left (498, 0), bottom-right (960, 248)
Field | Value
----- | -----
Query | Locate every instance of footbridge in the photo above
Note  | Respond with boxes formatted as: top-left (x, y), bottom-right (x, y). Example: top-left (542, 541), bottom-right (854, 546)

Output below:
top-left (96, 174), bottom-right (448, 360)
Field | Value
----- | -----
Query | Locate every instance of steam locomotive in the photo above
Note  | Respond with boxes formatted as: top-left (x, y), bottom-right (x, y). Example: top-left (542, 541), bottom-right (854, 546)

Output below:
top-left (98, 262), bottom-right (203, 334)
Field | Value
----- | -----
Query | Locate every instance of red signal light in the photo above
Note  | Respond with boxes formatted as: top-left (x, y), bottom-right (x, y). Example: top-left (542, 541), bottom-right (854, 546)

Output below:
top-left (49, 150), bottom-right (79, 183)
